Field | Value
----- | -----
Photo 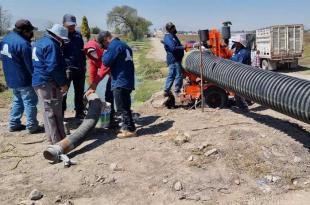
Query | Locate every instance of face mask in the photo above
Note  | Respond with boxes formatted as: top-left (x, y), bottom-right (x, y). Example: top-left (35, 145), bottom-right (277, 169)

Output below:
top-left (173, 29), bottom-right (177, 35)
top-left (29, 31), bottom-right (34, 40)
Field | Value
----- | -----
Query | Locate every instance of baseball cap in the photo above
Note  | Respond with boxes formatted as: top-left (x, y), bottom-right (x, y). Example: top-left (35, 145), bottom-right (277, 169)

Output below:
top-left (15, 19), bottom-right (37, 31)
top-left (63, 14), bottom-right (77, 26)
top-left (97, 31), bottom-right (112, 43)
top-left (165, 22), bottom-right (175, 32)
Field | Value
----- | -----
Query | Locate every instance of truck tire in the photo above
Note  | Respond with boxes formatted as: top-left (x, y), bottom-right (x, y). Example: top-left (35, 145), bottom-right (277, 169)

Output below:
top-left (262, 59), bottom-right (277, 71)
top-left (204, 87), bottom-right (228, 108)
top-left (290, 59), bottom-right (299, 69)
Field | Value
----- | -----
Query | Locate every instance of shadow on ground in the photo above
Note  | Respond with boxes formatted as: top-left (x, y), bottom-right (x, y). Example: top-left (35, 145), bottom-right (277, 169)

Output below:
top-left (232, 108), bottom-right (310, 150)
top-left (68, 129), bottom-right (116, 159)
top-left (68, 115), bottom-right (173, 158)
top-left (276, 65), bottom-right (310, 74)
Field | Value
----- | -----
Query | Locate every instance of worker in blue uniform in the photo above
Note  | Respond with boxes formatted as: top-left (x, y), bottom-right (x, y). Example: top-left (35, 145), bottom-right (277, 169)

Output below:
top-left (0, 19), bottom-right (42, 133)
top-left (98, 31), bottom-right (136, 139)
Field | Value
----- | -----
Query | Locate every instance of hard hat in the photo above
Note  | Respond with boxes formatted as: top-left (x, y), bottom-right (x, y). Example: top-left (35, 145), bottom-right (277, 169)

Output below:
top-left (47, 24), bottom-right (69, 41)
top-left (232, 34), bottom-right (247, 47)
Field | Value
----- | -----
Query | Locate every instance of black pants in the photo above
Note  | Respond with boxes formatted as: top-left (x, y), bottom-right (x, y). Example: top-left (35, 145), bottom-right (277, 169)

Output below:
top-left (62, 68), bottom-right (85, 115)
top-left (105, 79), bottom-right (115, 122)
top-left (113, 87), bottom-right (135, 132)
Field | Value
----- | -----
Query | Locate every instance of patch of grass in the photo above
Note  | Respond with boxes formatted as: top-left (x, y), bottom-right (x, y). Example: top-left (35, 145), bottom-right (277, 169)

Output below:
top-left (129, 40), bottom-right (166, 105)
top-left (177, 34), bottom-right (199, 44)
top-left (300, 44), bottom-right (310, 66)
top-left (134, 79), bottom-right (164, 106)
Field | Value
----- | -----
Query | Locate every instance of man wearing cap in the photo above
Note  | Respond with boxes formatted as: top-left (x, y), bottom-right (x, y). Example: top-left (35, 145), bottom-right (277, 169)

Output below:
top-left (32, 24), bottom-right (69, 144)
top-left (83, 38), bottom-right (118, 128)
top-left (97, 31), bottom-right (136, 138)
top-left (231, 34), bottom-right (251, 110)
top-left (62, 14), bottom-right (86, 119)
top-left (162, 22), bottom-right (185, 97)
top-left (0, 19), bottom-right (42, 133)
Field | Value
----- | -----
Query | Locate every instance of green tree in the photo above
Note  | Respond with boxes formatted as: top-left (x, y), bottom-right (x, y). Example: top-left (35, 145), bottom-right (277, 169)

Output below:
top-left (91, 26), bottom-right (100, 34)
top-left (107, 5), bottom-right (152, 40)
top-left (80, 16), bottom-right (90, 40)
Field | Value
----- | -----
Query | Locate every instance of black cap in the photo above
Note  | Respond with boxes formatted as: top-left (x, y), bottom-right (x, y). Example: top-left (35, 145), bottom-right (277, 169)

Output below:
top-left (97, 31), bottom-right (112, 43)
top-left (15, 19), bottom-right (37, 31)
top-left (165, 22), bottom-right (175, 32)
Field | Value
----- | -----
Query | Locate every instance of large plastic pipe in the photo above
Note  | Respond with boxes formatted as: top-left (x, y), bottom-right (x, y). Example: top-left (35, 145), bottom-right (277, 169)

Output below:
top-left (183, 50), bottom-right (310, 123)
top-left (43, 93), bottom-right (102, 162)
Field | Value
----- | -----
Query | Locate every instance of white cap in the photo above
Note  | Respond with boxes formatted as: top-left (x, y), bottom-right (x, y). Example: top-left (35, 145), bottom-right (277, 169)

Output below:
top-left (47, 24), bottom-right (69, 41)
top-left (232, 34), bottom-right (247, 47)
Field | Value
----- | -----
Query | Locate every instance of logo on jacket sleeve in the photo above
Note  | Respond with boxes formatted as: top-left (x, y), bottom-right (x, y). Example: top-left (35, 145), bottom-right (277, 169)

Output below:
top-left (0, 44), bottom-right (12, 58)
top-left (125, 49), bottom-right (133, 62)
top-left (32, 47), bottom-right (39, 61)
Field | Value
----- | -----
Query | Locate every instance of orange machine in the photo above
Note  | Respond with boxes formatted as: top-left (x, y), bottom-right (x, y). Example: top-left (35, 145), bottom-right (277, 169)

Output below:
top-left (180, 28), bottom-right (233, 108)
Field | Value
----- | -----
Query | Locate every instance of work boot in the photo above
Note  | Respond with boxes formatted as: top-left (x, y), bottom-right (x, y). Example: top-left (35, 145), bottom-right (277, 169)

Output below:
top-left (28, 125), bottom-right (45, 134)
top-left (9, 124), bottom-right (26, 132)
top-left (117, 130), bottom-right (137, 139)
top-left (163, 91), bottom-right (170, 97)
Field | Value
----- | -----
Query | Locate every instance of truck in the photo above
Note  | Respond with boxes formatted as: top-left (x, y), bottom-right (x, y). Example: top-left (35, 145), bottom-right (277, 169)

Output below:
top-left (256, 24), bottom-right (304, 70)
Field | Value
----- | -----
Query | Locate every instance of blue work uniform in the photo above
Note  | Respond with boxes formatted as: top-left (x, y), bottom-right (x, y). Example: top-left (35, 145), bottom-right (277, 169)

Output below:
top-left (0, 31), bottom-right (38, 130)
top-left (163, 33), bottom-right (184, 94)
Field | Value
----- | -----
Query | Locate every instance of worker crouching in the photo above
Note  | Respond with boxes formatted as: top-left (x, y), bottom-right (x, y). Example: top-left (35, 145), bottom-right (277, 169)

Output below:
top-left (32, 24), bottom-right (69, 144)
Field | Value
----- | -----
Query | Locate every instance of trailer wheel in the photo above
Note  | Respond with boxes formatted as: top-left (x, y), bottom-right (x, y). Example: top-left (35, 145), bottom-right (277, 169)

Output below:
top-left (204, 87), bottom-right (228, 108)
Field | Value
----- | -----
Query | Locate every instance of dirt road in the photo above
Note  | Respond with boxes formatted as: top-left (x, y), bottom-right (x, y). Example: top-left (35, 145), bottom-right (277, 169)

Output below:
top-left (1, 39), bottom-right (310, 205)
top-left (147, 38), bottom-right (166, 62)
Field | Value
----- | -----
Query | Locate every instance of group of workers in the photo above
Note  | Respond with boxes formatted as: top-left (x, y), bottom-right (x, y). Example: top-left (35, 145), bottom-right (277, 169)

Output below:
top-left (162, 22), bottom-right (252, 111)
top-left (0, 17), bottom-right (253, 144)
top-left (0, 14), bottom-right (136, 144)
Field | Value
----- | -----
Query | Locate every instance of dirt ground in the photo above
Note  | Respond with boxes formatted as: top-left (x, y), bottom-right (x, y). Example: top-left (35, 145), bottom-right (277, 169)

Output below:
top-left (0, 38), bottom-right (310, 205)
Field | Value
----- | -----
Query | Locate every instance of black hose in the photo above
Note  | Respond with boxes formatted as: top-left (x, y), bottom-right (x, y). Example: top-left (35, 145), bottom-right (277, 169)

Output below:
top-left (183, 50), bottom-right (310, 123)
top-left (43, 93), bottom-right (102, 162)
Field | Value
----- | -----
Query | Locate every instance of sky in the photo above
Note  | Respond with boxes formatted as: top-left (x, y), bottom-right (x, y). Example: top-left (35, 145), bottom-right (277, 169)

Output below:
top-left (1, 0), bottom-right (309, 31)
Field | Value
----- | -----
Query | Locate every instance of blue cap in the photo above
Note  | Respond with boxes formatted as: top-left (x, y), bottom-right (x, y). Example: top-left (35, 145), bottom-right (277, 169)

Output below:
top-left (63, 14), bottom-right (77, 26)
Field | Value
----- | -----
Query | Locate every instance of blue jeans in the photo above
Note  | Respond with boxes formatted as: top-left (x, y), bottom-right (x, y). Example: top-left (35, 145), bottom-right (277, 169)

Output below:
top-left (164, 62), bottom-right (183, 94)
top-left (10, 86), bottom-right (39, 131)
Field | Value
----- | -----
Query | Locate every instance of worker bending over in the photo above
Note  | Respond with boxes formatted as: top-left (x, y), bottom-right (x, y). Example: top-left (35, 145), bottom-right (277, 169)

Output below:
top-left (162, 22), bottom-right (185, 97)
top-left (98, 31), bottom-right (136, 138)
top-left (32, 24), bottom-right (69, 144)
top-left (84, 38), bottom-right (117, 128)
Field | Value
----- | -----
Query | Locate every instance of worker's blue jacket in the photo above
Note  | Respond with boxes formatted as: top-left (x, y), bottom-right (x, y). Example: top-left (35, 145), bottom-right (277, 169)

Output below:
top-left (63, 31), bottom-right (86, 69)
top-left (231, 47), bottom-right (251, 65)
top-left (32, 35), bottom-right (66, 87)
top-left (102, 38), bottom-right (135, 91)
top-left (163, 33), bottom-right (184, 65)
top-left (0, 31), bottom-right (33, 88)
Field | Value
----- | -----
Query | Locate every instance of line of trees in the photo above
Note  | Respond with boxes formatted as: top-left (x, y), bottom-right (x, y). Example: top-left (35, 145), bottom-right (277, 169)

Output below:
top-left (0, 4), bottom-right (151, 41)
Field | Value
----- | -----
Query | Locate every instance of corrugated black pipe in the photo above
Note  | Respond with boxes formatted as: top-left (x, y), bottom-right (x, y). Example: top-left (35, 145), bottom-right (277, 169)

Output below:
top-left (43, 93), bottom-right (102, 163)
top-left (183, 50), bottom-right (310, 123)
